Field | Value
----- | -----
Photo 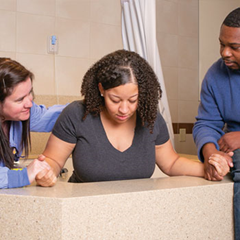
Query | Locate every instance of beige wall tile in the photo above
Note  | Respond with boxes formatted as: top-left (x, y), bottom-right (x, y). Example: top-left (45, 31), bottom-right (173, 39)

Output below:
top-left (55, 56), bottom-right (90, 96)
top-left (178, 68), bottom-right (199, 101)
top-left (157, 32), bottom-right (178, 68)
top-left (26, 93), bottom-right (58, 156)
top-left (56, 0), bottom-right (90, 21)
top-left (174, 134), bottom-right (197, 155)
top-left (178, 100), bottom-right (199, 123)
top-left (30, 132), bottom-right (50, 155)
top-left (90, 22), bottom-right (122, 60)
top-left (199, 0), bottom-right (239, 87)
top-left (17, 13), bottom-right (55, 54)
top-left (0, 10), bottom-right (16, 52)
top-left (178, 36), bottom-right (198, 69)
top-left (156, 0), bottom-right (178, 35)
top-left (17, 0), bottom-right (55, 16)
top-left (88, 58), bottom-right (97, 66)
top-left (57, 95), bottom-right (82, 105)
top-left (162, 66), bottom-right (178, 100)
top-left (179, 0), bottom-right (198, 8)
top-left (16, 53), bottom-right (56, 95)
top-left (34, 95), bottom-right (58, 107)
top-left (178, 3), bottom-right (198, 38)
top-left (0, 0), bottom-right (16, 11)
top-left (168, 99), bottom-right (178, 123)
top-left (91, 0), bottom-right (121, 25)
top-left (56, 17), bottom-right (90, 58)
top-left (0, 51), bottom-right (16, 59)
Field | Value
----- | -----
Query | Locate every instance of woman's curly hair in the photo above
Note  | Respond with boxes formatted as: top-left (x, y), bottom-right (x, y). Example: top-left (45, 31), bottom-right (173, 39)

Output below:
top-left (81, 49), bottom-right (162, 132)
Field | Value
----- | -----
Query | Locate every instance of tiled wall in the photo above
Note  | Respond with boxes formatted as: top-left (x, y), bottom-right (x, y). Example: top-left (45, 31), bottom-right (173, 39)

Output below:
top-left (199, 0), bottom-right (240, 90)
top-left (0, 0), bottom-right (123, 155)
top-left (0, 0), bottom-right (122, 97)
top-left (0, 0), bottom-right (199, 155)
top-left (156, 0), bottom-right (199, 154)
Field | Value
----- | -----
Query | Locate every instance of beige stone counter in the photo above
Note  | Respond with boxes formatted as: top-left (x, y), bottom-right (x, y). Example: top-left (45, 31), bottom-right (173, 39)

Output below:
top-left (0, 175), bottom-right (234, 240)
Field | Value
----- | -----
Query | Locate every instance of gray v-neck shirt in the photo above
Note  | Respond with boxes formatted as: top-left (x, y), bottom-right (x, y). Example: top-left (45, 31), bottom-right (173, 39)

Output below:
top-left (52, 101), bottom-right (169, 183)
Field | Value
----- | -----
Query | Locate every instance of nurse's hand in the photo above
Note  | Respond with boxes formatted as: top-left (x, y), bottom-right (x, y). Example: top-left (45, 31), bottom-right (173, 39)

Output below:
top-left (27, 159), bottom-right (51, 184)
top-left (35, 168), bottom-right (57, 187)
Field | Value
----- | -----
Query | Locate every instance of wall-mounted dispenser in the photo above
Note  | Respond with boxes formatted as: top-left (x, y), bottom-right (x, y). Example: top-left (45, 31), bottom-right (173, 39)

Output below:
top-left (48, 35), bottom-right (58, 54)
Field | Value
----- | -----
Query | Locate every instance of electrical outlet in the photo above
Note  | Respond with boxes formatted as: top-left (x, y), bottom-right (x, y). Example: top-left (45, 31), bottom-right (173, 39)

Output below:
top-left (179, 128), bottom-right (186, 142)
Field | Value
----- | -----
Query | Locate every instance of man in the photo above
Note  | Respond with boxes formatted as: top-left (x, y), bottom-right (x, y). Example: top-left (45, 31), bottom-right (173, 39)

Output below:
top-left (193, 7), bottom-right (240, 239)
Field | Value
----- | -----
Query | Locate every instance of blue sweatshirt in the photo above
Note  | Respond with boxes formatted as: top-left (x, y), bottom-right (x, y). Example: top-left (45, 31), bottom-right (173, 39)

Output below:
top-left (0, 102), bottom-right (66, 189)
top-left (193, 58), bottom-right (240, 162)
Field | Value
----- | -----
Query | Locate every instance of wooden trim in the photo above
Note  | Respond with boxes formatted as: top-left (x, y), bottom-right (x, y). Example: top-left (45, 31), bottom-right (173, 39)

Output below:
top-left (172, 123), bottom-right (194, 134)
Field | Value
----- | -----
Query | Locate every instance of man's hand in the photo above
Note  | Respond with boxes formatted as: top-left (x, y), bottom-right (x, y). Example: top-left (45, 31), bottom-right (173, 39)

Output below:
top-left (202, 143), bottom-right (233, 181)
top-left (208, 153), bottom-right (231, 177)
top-left (218, 132), bottom-right (240, 153)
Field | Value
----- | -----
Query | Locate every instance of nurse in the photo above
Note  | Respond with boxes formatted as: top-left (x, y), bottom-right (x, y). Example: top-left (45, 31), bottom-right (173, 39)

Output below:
top-left (0, 58), bottom-right (66, 188)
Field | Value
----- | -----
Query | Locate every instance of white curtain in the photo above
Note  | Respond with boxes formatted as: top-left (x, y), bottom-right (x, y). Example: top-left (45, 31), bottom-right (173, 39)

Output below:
top-left (121, 0), bottom-right (174, 146)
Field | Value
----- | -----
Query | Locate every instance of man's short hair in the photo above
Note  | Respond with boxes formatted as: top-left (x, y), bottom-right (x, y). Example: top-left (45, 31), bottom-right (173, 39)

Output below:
top-left (223, 7), bottom-right (240, 27)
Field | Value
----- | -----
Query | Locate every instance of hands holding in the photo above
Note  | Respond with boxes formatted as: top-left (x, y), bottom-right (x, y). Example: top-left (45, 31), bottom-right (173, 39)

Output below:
top-left (203, 132), bottom-right (240, 181)
top-left (35, 154), bottom-right (57, 187)
top-left (27, 155), bottom-right (50, 184)
top-left (202, 143), bottom-right (233, 181)
top-left (205, 132), bottom-right (240, 181)
top-left (207, 152), bottom-right (233, 180)
top-left (27, 155), bottom-right (57, 187)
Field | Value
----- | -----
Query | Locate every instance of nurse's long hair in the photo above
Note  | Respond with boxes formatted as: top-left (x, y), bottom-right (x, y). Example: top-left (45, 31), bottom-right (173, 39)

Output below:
top-left (81, 49), bottom-right (162, 133)
top-left (0, 58), bottom-right (33, 168)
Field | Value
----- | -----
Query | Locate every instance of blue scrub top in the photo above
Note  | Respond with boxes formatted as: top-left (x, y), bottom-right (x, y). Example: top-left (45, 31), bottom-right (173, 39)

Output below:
top-left (0, 102), bottom-right (66, 188)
